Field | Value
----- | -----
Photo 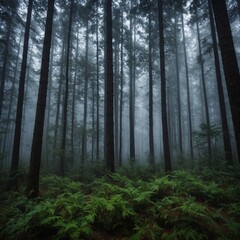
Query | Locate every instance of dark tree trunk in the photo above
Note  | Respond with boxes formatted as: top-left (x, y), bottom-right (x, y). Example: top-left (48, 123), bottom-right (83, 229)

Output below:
top-left (174, 15), bottom-right (183, 155)
top-left (91, 80), bottom-right (95, 161)
top-left (148, 11), bottom-right (155, 165)
top-left (0, 18), bottom-right (12, 119)
top-left (211, 0), bottom-right (240, 161)
top-left (44, 29), bottom-right (54, 168)
top-left (21, 44), bottom-right (33, 158)
top-left (181, 10), bottom-right (194, 160)
top-left (8, 0), bottom-right (33, 190)
top-left (96, 37), bottom-right (100, 160)
top-left (1, 32), bottom-right (22, 168)
top-left (208, 0), bottom-right (233, 165)
top-left (119, 7), bottom-right (124, 167)
top-left (129, 0), bottom-right (135, 163)
top-left (114, 34), bottom-right (119, 165)
top-left (104, 0), bottom-right (115, 172)
top-left (53, 39), bottom-right (65, 163)
top-left (196, 8), bottom-right (212, 165)
top-left (96, 5), bottom-right (100, 161)
top-left (71, 29), bottom-right (79, 167)
top-left (82, 20), bottom-right (89, 164)
top-left (60, 0), bottom-right (74, 176)
top-left (26, 0), bottom-right (55, 198)
top-left (158, 0), bottom-right (172, 172)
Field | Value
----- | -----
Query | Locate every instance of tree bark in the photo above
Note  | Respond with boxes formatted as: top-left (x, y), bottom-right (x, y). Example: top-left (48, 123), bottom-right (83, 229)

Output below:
top-left (71, 29), bottom-right (79, 167)
top-left (96, 4), bottom-right (100, 161)
top-left (26, 0), bottom-right (55, 198)
top-left (158, 0), bottom-right (172, 172)
top-left (0, 18), bottom-right (12, 120)
top-left (208, 0), bottom-right (233, 165)
top-left (174, 15), bottom-right (183, 155)
top-left (129, 0), bottom-right (135, 163)
top-left (60, 0), bottom-right (74, 176)
top-left (211, 0), bottom-right (240, 161)
top-left (148, 11), bottom-right (155, 165)
top-left (82, 19), bottom-right (89, 164)
top-left (8, 0), bottom-right (33, 190)
top-left (119, 6), bottom-right (124, 167)
top-left (104, 0), bottom-right (115, 172)
top-left (196, 8), bottom-right (212, 164)
top-left (181, 10), bottom-right (194, 160)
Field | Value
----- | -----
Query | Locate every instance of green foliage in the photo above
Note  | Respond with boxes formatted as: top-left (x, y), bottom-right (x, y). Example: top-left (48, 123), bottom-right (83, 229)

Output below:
top-left (193, 123), bottom-right (224, 164)
top-left (0, 169), bottom-right (240, 239)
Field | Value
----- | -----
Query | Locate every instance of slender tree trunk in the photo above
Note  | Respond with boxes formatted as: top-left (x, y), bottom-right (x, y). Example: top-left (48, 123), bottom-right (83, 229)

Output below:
top-left (82, 20), bottom-right (89, 164)
top-left (158, 0), bottom-right (172, 172)
top-left (26, 0), bottom-right (55, 198)
top-left (96, 6), bottom-right (100, 161)
top-left (208, 0), bottom-right (233, 165)
top-left (196, 8), bottom-right (212, 164)
top-left (114, 35), bottom-right (119, 165)
top-left (104, 0), bottom-right (115, 172)
top-left (174, 15), bottom-right (183, 155)
top-left (71, 29), bottom-right (79, 167)
top-left (211, 0), bottom-right (240, 161)
top-left (53, 40), bottom-right (65, 162)
top-left (1, 32), bottom-right (23, 168)
top-left (148, 11), bottom-right (155, 165)
top-left (181, 10), bottom-right (194, 160)
top-left (119, 7), bottom-right (124, 167)
top-left (91, 80), bottom-right (95, 162)
top-left (60, 0), bottom-right (73, 176)
top-left (129, 0), bottom-right (135, 163)
top-left (44, 27), bottom-right (55, 168)
top-left (21, 44), bottom-right (33, 159)
top-left (8, 0), bottom-right (33, 190)
top-left (0, 16), bottom-right (12, 119)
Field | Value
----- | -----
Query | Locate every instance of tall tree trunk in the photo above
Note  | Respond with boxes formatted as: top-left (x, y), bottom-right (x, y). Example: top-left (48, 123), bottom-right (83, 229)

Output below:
top-left (211, 0), bottom-right (240, 161)
top-left (26, 0), bottom-right (55, 198)
top-left (208, 0), bottom-right (233, 165)
top-left (158, 0), bottom-right (172, 172)
top-left (44, 27), bottom-right (55, 168)
top-left (1, 32), bottom-right (23, 168)
top-left (96, 5), bottom-right (100, 161)
top-left (119, 6), bottom-right (124, 167)
top-left (174, 15), bottom-right (183, 155)
top-left (71, 29), bottom-right (79, 167)
top-left (82, 20), bottom-right (89, 164)
top-left (114, 34), bottom-right (119, 165)
top-left (8, 0), bottom-right (33, 190)
top-left (104, 0), bottom-right (115, 172)
top-left (0, 15), bottom-right (12, 119)
top-left (181, 10), bottom-right (194, 160)
top-left (21, 43), bottom-right (33, 159)
top-left (129, 0), bottom-right (135, 163)
top-left (196, 8), bottom-right (212, 164)
top-left (148, 11), bottom-right (155, 165)
top-left (91, 80), bottom-right (95, 161)
top-left (53, 39), bottom-right (65, 162)
top-left (60, 0), bottom-right (73, 176)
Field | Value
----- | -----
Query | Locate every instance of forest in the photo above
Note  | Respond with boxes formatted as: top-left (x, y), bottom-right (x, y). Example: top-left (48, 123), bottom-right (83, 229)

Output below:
top-left (0, 0), bottom-right (240, 239)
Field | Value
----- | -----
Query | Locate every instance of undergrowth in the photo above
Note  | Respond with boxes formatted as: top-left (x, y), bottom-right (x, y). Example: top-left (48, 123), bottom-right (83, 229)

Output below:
top-left (0, 168), bottom-right (240, 240)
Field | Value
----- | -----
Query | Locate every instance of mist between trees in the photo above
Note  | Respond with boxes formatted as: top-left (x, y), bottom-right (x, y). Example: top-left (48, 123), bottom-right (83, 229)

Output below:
top-left (0, 0), bottom-right (240, 197)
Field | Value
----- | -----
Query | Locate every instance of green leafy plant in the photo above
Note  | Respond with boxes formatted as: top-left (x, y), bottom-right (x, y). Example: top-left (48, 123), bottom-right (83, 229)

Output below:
top-left (0, 169), bottom-right (239, 239)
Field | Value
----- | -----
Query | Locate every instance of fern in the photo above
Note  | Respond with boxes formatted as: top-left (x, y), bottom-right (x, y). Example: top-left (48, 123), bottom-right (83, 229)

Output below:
top-left (1, 169), bottom-right (240, 240)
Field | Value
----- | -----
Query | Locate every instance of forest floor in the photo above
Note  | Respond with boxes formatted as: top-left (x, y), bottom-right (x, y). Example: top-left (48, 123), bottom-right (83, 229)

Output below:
top-left (0, 166), bottom-right (240, 240)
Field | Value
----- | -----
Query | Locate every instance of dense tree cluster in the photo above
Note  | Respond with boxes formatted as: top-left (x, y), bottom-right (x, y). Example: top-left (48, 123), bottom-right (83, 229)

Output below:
top-left (0, 0), bottom-right (239, 196)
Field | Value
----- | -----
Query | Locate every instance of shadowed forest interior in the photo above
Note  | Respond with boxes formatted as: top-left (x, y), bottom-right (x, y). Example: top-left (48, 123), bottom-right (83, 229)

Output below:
top-left (0, 0), bottom-right (240, 239)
